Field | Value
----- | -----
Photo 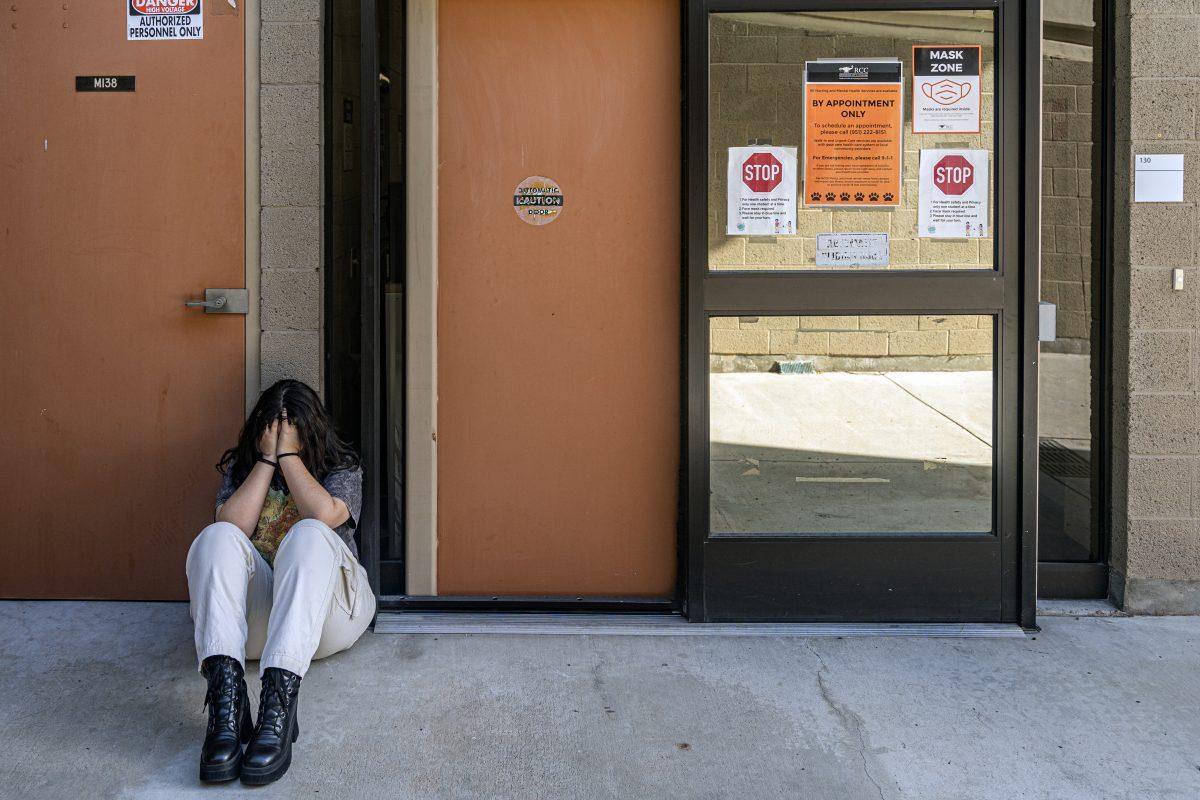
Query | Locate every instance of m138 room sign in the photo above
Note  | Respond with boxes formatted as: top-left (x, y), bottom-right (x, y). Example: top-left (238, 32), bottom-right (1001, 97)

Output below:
top-left (76, 76), bottom-right (136, 92)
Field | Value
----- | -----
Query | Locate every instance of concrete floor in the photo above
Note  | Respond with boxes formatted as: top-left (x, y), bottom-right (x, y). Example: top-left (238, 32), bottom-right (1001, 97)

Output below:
top-left (710, 370), bottom-right (995, 533)
top-left (1039, 351), bottom-right (1092, 446)
top-left (710, 353), bottom-right (1090, 535)
top-left (3, 601), bottom-right (1199, 800)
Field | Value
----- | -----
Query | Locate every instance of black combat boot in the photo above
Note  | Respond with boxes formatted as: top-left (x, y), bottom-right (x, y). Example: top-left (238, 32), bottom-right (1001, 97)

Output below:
top-left (240, 667), bottom-right (302, 785)
top-left (199, 655), bottom-right (253, 783)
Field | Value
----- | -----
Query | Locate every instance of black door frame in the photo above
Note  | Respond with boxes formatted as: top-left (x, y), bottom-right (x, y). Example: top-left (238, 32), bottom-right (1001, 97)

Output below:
top-left (322, 0), bottom-right (383, 597)
top-left (682, 0), bottom-right (1042, 625)
top-left (359, 0), bottom-right (384, 601)
top-left (1035, 0), bottom-right (1113, 600)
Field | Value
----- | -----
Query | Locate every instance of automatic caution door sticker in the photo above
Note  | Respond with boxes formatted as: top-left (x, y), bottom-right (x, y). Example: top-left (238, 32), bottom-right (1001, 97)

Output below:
top-left (128, 0), bottom-right (204, 41)
top-left (513, 176), bottom-right (563, 226)
top-left (912, 46), bottom-right (981, 134)
top-left (803, 60), bottom-right (903, 207)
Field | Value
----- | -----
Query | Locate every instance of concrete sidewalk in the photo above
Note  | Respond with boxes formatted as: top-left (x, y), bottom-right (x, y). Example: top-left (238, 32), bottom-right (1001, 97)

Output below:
top-left (2, 601), bottom-right (1197, 800)
top-left (711, 370), bottom-right (994, 533)
top-left (710, 353), bottom-right (1089, 536)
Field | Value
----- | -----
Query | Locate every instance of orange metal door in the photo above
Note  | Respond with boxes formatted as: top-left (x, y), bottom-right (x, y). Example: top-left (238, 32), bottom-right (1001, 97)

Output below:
top-left (437, 0), bottom-right (681, 595)
top-left (0, 4), bottom-right (245, 599)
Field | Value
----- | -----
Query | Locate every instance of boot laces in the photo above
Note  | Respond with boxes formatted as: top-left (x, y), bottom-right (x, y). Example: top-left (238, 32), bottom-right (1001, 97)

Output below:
top-left (256, 673), bottom-right (292, 737)
top-left (203, 666), bottom-right (241, 735)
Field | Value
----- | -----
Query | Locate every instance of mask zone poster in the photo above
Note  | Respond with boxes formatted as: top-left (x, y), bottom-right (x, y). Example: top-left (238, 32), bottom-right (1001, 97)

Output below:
top-left (912, 45), bottom-right (981, 134)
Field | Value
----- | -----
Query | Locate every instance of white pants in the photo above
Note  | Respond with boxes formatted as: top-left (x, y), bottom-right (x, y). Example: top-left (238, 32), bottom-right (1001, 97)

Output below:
top-left (186, 519), bottom-right (376, 677)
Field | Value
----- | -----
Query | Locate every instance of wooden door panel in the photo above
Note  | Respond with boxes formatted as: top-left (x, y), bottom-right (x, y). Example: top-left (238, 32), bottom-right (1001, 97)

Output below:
top-left (0, 3), bottom-right (245, 599)
top-left (437, 0), bottom-right (680, 595)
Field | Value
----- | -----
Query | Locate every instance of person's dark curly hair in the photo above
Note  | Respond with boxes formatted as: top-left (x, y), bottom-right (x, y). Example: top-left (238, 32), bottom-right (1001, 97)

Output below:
top-left (217, 379), bottom-right (359, 486)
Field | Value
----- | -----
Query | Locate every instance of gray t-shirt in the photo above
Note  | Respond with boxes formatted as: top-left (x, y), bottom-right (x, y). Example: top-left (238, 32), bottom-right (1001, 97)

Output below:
top-left (215, 466), bottom-right (362, 564)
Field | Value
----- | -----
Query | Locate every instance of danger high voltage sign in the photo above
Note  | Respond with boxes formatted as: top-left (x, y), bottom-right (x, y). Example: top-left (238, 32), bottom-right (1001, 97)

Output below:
top-left (127, 0), bottom-right (204, 41)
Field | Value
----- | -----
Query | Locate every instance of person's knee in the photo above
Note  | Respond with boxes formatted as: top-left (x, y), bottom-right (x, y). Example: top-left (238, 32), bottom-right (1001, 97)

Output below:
top-left (186, 521), bottom-right (250, 572)
top-left (274, 519), bottom-right (338, 567)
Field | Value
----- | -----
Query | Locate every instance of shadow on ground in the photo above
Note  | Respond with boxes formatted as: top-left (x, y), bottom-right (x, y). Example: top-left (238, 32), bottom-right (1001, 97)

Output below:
top-left (711, 441), bottom-right (992, 534)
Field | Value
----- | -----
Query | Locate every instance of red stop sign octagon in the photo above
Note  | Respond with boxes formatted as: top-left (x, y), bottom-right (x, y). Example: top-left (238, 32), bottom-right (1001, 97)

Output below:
top-left (742, 152), bottom-right (783, 193)
top-left (933, 154), bottom-right (975, 195)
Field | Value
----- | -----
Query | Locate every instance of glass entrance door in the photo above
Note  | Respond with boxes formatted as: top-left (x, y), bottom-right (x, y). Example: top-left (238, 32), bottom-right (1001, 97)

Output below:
top-left (686, 2), bottom-right (1039, 622)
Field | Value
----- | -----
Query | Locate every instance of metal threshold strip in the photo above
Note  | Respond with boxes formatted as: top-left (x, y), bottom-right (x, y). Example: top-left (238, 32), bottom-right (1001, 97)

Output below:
top-left (374, 613), bottom-right (1027, 638)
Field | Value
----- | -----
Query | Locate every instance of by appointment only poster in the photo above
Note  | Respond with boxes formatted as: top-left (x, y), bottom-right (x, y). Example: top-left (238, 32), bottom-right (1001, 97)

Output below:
top-left (726, 146), bottom-right (798, 235)
top-left (803, 60), bottom-right (903, 208)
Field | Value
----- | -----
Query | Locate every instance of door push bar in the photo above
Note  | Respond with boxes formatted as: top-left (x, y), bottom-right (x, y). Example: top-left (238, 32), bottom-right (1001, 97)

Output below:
top-left (185, 288), bottom-right (249, 314)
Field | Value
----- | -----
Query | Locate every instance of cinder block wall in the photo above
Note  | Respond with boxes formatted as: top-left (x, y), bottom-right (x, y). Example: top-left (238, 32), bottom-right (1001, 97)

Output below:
top-left (710, 314), bottom-right (993, 371)
top-left (1110, 1), bottom-right (1200, 613)
top-left (1042, 54), bottom-right (1095, 351)
top-left (258, 0), bottom-right (323, 393)
top-left (707, 15), bottom-right (994, 367)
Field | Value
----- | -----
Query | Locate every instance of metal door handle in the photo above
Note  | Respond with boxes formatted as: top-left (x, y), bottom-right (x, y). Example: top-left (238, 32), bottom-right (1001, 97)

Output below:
top-left (184, 288), bottom-right (249, 315)
top-left (186, 296), bottom-right (227, 310)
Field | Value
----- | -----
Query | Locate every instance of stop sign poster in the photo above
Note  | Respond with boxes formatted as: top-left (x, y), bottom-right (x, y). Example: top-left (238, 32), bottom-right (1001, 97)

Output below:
top-left (803, 61), bottom-right (903, 207)
top-left (918, 149), bottom-right (989, 238)
top-left (726, 146), bottom-right (798, 235)
top-left (912, 45), bottom-right (982, 134)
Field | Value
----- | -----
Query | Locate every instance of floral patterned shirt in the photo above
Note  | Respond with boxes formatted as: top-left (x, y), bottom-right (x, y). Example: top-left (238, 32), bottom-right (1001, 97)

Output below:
top-left (215, 467), bottom-right (362, 565)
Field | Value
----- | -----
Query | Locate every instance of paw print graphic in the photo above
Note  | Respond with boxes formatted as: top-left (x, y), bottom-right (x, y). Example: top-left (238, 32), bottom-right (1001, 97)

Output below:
top-left (868, 193), bottom-right (880, 202)
top-left (839, 192), bottom-right (851, 202)
top-left (853, 192), bottom-right (865, 202)
top-left (810, 192), bottom-right (821, 202)
top-left (882, 192), bottom-right (895, 202)
top-left (825, 192), bottom-right (836, 202)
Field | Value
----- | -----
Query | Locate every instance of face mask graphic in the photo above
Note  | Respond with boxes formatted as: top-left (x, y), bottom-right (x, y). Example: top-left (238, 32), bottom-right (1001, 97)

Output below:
top-left (922, 80), bottom-right (972, 105)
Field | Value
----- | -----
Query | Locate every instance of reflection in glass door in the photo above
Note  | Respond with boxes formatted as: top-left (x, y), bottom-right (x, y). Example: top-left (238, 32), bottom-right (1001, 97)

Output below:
top-left (711, 315), bottom-right (994, 537)
top-left (686, 3), bottom-right (1040, 623)
top-left (1036, 0), bottom-right (1107, 597)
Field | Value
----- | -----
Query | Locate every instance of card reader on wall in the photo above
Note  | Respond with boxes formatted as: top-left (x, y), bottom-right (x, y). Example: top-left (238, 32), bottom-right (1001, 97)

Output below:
top-left (1038, 301), bottom-right (1056, 343)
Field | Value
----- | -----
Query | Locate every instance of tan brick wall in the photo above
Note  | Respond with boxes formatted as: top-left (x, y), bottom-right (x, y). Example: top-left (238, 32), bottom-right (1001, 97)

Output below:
top-left (706, 13), bottom-right (996, 367)
top-left (710, 315), bottom-right (992, 359)
top-left (1041, 54), bottom-right (1095, 350)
